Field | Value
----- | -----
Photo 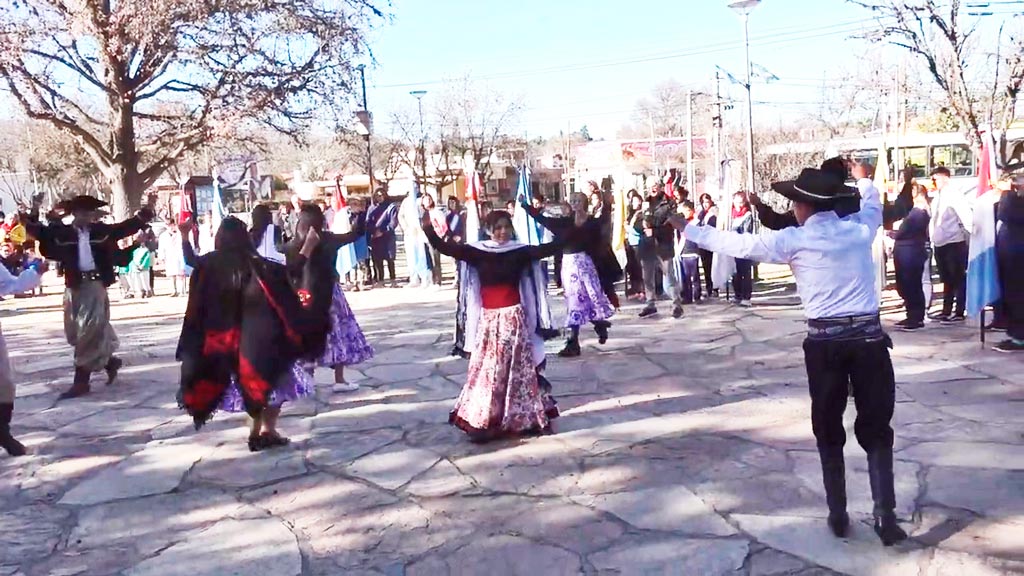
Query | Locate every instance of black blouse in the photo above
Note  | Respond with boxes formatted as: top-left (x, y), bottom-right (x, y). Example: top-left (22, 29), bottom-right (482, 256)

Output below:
top-left (523, 205), bottom-right (605, 254)
top-left (423, 224), bottom-right (563, 287)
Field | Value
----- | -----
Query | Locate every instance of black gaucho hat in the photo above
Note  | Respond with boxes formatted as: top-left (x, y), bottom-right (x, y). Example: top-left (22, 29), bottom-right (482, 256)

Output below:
top-left (771, 168), bottom-right (858, 206)
top-left (56, 195), bottom-right (109, 214)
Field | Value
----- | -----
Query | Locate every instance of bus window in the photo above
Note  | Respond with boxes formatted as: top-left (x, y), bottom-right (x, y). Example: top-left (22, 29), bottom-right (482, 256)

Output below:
top-left (902, 147), bottom-right (928, 178)
top-left (930, 144), bottom-right (974, 177)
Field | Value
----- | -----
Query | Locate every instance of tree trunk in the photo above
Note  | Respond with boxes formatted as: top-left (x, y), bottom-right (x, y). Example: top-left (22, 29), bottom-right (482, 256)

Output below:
top-left (107, 171), bottom-right (143, 221)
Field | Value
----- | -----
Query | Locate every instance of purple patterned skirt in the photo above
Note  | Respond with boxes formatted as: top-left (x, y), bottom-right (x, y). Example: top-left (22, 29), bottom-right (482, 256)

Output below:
top-left (319, 283), bottom-right (374, 368)
top-left (560, 252), bottom-right (615, 328)
top-left (219, 361), bottom-right (314, 412)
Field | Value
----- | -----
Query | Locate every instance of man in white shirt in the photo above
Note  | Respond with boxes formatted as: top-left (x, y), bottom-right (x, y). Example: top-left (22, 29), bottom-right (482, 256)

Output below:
top-left (928, 166), bottom-right (970, 322)
top-left (674, 164), bottom-right (908, 547)
top-left (0, 260), bottom-right (45, 456)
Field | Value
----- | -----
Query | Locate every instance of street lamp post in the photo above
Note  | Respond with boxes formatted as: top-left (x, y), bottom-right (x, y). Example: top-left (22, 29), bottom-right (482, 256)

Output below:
top-left (357, 65), bottom-right (374, 193)
top-left (729, 0), bottom-right (760, 194)
top-left (410, 90), bottom-right (428, 194)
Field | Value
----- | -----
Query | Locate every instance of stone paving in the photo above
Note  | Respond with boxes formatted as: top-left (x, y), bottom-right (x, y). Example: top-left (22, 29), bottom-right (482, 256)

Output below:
top-left (0, 266), bottom-right (1022, 576)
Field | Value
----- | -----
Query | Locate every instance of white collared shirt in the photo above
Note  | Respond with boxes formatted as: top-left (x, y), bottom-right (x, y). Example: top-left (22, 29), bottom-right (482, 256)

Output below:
top-left (76, 226), bottom-right (97, 272)
top-left (685, 178), bottom-right (882, 319)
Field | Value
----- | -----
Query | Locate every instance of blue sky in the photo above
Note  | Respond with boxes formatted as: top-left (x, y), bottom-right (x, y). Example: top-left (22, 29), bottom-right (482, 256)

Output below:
top-left (363, 0), bottom-right (881, 140)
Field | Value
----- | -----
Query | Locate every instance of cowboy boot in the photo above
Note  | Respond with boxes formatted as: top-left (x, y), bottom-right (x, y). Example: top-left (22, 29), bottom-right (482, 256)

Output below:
top-left (59, 368), bottom-right (92, 400)
top-left (0, 403), bottom-right (26, 457)
top-left (818, 446), bottom-right (849, 537)
top-left (867, 448), bottom-right (909, 546)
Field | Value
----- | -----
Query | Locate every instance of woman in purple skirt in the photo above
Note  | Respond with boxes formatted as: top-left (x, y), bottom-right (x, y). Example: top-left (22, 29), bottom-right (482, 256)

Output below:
top-left (285, 204), bottom-right (373, 393)
top-left (523, 192), bottom-right (616, 357)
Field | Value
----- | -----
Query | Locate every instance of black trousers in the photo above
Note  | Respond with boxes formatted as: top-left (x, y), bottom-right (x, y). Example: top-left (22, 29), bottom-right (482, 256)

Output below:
top-left (803, 336), bottom-right (895, 453)
top-left (698, 248), bottom-right (715, 294)
top-left (624, 244), bottom-right (644, 295)
top-left (997, 230), bottom-right (1024, 340)
top-left (893, 243), bottom-right (927, 323)
top-left (732, 258), bottom-right (753, 301)
top-left (934, 241), bottom-right (968, 317)
top-left (372, 255), bottom-right (396, 282)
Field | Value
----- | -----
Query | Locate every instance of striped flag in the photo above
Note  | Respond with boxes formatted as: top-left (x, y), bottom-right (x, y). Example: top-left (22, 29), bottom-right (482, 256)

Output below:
top-left (966, 133), bottom-right (1002, 317)
top-left (211, 167), bottom-right (226, 234)
top-left (512, 166), bottom-right (542, 246)
top-left (332, 177), bottom-right (359, 277)
top-left (871, 142), bottom-right (889, 301)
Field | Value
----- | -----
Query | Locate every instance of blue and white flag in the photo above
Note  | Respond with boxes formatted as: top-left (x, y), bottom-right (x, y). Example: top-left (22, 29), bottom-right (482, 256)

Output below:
top-left (966, 132), bottom-right (1002, 317)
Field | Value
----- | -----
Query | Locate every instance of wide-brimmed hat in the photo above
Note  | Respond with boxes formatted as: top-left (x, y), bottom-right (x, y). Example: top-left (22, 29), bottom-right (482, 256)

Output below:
top-left (771, 168), bottom-right (858, 206)
top-left (56, 195), bottom-right (109, 214)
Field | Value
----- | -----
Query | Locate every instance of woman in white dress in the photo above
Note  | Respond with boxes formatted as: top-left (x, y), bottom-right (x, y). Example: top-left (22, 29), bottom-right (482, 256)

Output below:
top-left (158, 221), bottom-right (189, 296)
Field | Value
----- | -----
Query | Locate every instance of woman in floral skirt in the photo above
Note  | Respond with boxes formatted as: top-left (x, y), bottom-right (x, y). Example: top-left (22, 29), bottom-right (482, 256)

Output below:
top-left (422, 209), bottom-right (566, 442)
top-left (523, 191), bottom-right (617, 357)
top-left (285, 204), bottom-right (373, 393)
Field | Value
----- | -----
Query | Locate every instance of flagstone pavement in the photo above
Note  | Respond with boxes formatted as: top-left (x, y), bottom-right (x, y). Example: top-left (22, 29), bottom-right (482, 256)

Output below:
top-left (0, 267), bottom-right (1021, 576)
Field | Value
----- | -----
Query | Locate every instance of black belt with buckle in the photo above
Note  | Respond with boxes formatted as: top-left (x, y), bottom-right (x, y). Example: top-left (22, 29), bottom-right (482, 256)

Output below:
top-left (78, 271), bottom-right (103, 282)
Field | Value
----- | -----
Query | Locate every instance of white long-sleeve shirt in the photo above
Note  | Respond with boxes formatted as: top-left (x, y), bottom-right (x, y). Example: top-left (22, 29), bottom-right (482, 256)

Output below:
top-left (685, 178), bottom-right (882, 319)
top-left (929, 186), bottom-right (971, 247)
top-left (0, 263), bottom-right (41, 296)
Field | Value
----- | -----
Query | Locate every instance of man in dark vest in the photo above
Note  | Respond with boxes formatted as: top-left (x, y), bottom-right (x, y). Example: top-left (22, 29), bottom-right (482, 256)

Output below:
top-left (28, 196), bottom-right (154, 399)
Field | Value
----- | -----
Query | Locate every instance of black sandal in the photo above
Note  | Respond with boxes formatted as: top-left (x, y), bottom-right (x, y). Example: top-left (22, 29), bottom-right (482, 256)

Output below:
top-left (247, 434), bottom-right (266, 452)
top-left (260, 432), bottom-right (291, 448)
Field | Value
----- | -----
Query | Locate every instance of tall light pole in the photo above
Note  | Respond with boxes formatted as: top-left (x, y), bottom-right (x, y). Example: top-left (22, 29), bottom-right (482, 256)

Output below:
top-left (410, 90), bottom-right (427, 194)
top-left (729, 0), bottom-right (760, 193)
top-left (356, 65), bottom-right (374, 193)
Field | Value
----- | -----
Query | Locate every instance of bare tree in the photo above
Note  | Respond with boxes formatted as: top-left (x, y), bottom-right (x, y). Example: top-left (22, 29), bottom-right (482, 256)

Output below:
top-left (393, 77), bottom-right (523, 197)
top-left (852, 0), bottom-right (1024, 165)
top-left (0, 0), bottom-right (385, 218)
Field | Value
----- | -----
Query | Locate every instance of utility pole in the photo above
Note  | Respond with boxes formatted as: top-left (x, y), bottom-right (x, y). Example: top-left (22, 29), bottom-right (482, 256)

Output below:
top-left (713, 70), bottom-right (724, 205)
top-left (357, 65), bottom-right (374, 193)
top-left (648, 109), bottom-right (657, 181)
top-left (410, 90), bottom-right (427, 196)
top-left (729, 0), bottom-right (761, 194)
top-left (686, 89), bottom-right (695, 196)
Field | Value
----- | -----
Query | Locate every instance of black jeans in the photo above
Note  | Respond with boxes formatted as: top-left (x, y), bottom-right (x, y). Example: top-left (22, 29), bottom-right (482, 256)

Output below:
top-left (624, 244), bottom-right (644, 295)
top-left (934, 241), bottom-right (968, 317)
top-left (803, 335), bottom-right (895, 453)
top-left (698, 248), bottom-right (715, 294)
top-left (893, 243), bottom-right (927, 323)
top-left (732, 258), bottom-right (753, 301)
top-left (997, 230), bottom-right (1024, 340)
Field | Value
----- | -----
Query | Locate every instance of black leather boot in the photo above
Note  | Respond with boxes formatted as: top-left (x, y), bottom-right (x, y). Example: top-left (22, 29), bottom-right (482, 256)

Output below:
top-left (592, 320), bottom-right (611, 344)
top-left (819, 446), bottom-right (849, 537)
top-left (557, 337), bottom-right (581, 357)
top-left (867, 448), bottom-right (909, 546)
top-left (105, 356), bottom-right (123, 385)
top-left (0, 403), bottom-right (26, 457)
top-left (59, 368), bottom-right (92, 400)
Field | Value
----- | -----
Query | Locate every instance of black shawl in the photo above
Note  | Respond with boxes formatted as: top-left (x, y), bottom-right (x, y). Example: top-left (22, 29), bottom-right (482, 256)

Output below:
top-left (177, 249), bottom-right (309, 428)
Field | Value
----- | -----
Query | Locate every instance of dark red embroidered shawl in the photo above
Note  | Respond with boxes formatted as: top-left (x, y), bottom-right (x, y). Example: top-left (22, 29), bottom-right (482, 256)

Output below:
top-left (176, 250), bottom-right (308, 428)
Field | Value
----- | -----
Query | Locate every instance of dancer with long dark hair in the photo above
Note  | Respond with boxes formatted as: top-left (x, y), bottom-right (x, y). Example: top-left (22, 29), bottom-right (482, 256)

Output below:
top-left (178, 217), bottom-right (316, 451)
top-left (285, 204), bottom-right (373, 393)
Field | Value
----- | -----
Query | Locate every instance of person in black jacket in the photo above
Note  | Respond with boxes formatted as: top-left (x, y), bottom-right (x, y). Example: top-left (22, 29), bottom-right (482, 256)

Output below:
top-left (636, 182), bottom-right (684, 319)
top-left (750, 157), bottom-right (861, 231)
top-left (886, 172), bottom-right (931, 331)
top-left (27, 195), bottom-right (154, 400)
top-left (993, 172), bottom-right (1024, 352)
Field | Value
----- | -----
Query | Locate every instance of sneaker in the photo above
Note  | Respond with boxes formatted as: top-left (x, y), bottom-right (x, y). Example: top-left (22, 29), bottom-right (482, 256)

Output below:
top-left (638, 305), bottom-right (658, 319)
top-left (672, 305), bottom-right (684, 319)
top-left (985, 321), bottom-right (1008, 332)
top-left (894, 318), bottom-right (911, 328)
top-left (992, 339), bottom-right (1024, 353)
top-left (333, 381), bottom-right (360, 393)
top-left (941, 314), bottom-right (966, 324)
top-left (899, 321), bottom-right (925, 331)
top-left (739, 300), bottom-right (753, 307)
top-left (928, 311), bottom-right (949, 321)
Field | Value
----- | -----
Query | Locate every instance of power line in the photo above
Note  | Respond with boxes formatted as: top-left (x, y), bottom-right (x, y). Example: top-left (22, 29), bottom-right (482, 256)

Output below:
top-left (374, 17), bottom-right (883, 90)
